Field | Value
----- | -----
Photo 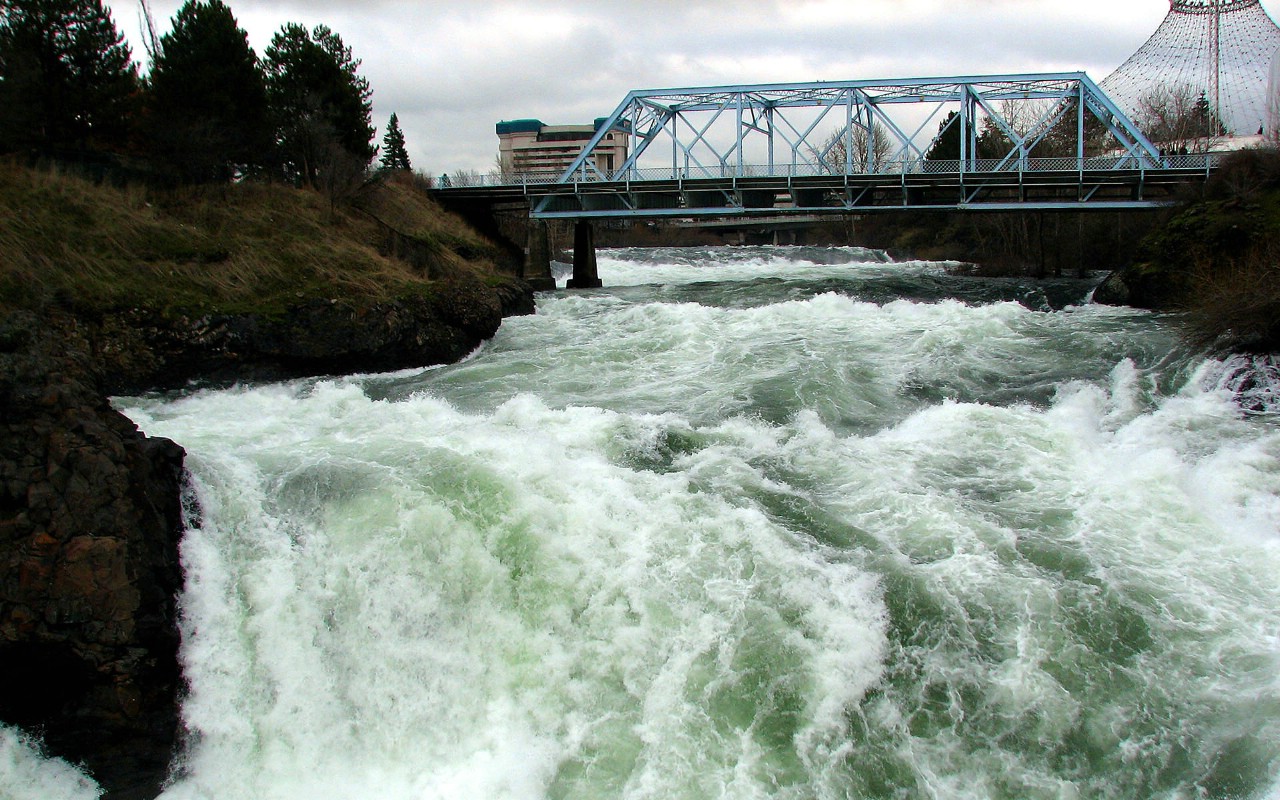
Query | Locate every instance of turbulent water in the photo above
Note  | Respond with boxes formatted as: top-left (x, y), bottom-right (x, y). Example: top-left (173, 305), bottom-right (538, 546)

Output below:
top-left (7, 246), bottom-right (1280, 800)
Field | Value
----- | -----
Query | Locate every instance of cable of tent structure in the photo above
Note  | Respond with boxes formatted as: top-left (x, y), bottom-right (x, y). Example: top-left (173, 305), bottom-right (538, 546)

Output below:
top-left (1102, 0), bottom-right (1280, 139)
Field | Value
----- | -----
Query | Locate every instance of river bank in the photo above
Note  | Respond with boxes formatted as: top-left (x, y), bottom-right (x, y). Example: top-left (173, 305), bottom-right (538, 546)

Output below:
top-left (1093, 147), bottom-right (1280, 353)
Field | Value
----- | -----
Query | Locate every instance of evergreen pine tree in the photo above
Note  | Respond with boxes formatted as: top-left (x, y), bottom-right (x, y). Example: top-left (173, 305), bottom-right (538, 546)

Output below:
top-left (925, 112), bottom-right (962, 162)
top-left (146, 0), bottom-right (270, 181)
top-left (924, 110), bottom-right (1010, 163)
top-left (976, 116), bottom-right (1013, 161)
top-left (0, 0), bottom-right (138, 154)
top-left (1193, 91), bottom-right (1227, 139)
top-left (379, 113), bottom-right (411, 172)
top-left (264, 22), bottom-right (375, 186)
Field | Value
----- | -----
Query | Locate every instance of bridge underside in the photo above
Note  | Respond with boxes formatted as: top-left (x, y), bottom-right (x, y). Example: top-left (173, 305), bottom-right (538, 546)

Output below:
top-left (523, 168), bottom-right (1203, 219)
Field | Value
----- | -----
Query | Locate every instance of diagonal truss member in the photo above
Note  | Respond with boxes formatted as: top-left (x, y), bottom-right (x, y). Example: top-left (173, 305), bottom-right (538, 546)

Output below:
top-left (544, 73), bottom-right (1162, 187)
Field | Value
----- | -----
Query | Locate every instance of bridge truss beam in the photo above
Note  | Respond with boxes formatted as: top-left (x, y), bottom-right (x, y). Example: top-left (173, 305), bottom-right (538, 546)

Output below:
top-left (515, 73), bottom-right (1209, 218)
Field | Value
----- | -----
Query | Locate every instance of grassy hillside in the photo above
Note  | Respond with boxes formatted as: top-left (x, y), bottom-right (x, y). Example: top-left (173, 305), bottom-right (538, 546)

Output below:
top-left (0, 162), bottom-right (507, 315)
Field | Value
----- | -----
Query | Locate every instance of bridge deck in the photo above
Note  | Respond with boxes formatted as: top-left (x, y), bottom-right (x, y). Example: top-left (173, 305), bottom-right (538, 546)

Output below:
top-left (436, 165), bottom-right (1213, 217)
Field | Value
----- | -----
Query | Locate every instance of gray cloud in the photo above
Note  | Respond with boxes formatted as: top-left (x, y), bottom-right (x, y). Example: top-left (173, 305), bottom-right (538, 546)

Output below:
top-left (111, 0), bottom-right (1191, 173)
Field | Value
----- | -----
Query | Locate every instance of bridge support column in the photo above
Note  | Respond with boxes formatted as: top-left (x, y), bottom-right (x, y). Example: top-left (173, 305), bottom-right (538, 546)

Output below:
top-left (567, 221), bottom-right (603, 289)
top-left (523, 221), bottom-right (558, 291)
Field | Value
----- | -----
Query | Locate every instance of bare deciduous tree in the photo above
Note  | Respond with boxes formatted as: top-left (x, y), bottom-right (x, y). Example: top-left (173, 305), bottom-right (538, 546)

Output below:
top-left (137, 0), bottom-right (161, 61)
top-left (316, 136), bottom-right (374, 218)
top-left (819, 121), bottom-right (895, 174)
top-left (1136, 84), bottom-right (1225, 154)
top-left (449, 168), bottom-right (486, 187)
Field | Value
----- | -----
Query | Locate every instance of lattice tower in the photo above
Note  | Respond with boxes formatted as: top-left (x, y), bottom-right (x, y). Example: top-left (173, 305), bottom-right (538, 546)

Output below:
top-left (1102, 0), bottom-right (1280, 137)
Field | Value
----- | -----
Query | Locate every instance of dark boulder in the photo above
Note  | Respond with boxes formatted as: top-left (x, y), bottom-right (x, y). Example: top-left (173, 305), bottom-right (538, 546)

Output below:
top-left (1092, 261), bottom-right (1192, 310)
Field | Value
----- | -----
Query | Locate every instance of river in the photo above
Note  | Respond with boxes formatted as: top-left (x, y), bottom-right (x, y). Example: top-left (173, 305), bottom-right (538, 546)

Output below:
top-left (7, 246), bottom-right (1280, 799)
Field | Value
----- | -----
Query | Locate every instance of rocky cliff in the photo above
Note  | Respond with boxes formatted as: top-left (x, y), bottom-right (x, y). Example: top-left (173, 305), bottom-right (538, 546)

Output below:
top-left (91, 274), bottom-right (534, 395)
top-left (1, 311), bottom-right (185, 800)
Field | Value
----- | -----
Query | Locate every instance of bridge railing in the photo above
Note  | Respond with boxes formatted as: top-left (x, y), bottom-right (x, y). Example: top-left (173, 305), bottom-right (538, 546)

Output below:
top-left (440, 153), bottom-right (1219, 189)
top-left (442, 170), bottom-right (561, 188)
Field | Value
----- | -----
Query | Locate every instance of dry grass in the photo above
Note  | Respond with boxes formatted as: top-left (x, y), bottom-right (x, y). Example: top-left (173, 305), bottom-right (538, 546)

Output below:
top-left (1184, 240), bottom-right (1280, 352)
top-left (352, 171), bottom-right (508, 279)
top-left (0, 161), bottom-right (498, 315)
top-left (361, 171), bottom-right (490, 247)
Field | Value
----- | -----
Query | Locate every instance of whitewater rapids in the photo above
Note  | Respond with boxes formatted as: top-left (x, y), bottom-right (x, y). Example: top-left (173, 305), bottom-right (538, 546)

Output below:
top-left (6, 246), bottom-right (1279, 800)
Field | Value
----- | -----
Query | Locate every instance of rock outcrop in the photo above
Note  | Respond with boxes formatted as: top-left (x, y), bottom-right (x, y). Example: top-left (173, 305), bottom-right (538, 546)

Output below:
top-left (93, 274), bottom-right (536, 395)
top-left (0, 312), bottom-right (185, 800)
top-left (1090, 261), bottom-right (1190, 310)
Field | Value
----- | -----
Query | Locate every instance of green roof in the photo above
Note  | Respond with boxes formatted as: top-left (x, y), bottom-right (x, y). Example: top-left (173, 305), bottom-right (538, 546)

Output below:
top-left (496, 119), bottom-right (544, 135)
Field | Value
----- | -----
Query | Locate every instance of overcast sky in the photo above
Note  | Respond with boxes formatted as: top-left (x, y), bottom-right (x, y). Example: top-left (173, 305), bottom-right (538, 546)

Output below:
top-left (105, 1), bottom-right (1244, 174)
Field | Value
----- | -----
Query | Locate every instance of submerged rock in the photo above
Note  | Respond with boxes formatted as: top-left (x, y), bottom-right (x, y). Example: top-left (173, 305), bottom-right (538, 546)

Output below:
top-left (1206, 354), bottom-right (1280, 416)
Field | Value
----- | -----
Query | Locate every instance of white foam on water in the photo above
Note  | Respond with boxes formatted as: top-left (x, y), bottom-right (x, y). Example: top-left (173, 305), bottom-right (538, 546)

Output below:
top-left (0, 727), bottom-right (101, 800)
top-left (592, 245), bottom-right (898, 287)
top-left (425, 290), bottom-right (1180, 440)
top-left (1203, 353), bottom-right (1280, 417)
top-left (114, 342), bottom-right (1280, 800)
top-left (755, 362), bottom-right (1280, 798)
top-left (119, 383), bottom-right (890, 800)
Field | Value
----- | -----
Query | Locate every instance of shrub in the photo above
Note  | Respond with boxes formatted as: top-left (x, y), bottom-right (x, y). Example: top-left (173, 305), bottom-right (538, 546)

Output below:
top-left (1204, 146), bottom-right (1280, 201)
top-left (1183, 239), bottom-right (1280, 352)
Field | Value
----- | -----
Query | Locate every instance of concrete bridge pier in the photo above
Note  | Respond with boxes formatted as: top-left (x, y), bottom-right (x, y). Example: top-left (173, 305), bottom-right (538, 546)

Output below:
top-left (523, 221), bottom-right (558, 291)
top-left (566, 221), bottom-right (603, 289)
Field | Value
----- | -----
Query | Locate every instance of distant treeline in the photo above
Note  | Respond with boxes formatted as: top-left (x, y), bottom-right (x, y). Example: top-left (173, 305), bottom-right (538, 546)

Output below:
top-left (0, 0), bottom-right (413, 185)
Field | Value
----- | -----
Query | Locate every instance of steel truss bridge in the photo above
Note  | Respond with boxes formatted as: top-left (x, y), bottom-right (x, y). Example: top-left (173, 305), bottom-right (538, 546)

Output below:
top-left (438, 72), bottom-right (1219, 219)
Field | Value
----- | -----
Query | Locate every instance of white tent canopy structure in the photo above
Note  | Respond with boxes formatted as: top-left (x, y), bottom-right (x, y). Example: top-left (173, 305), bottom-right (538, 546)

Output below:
top-left (1102, 0), bottom-right (1280, 138)
top-left (1269, 46), bottom-right (1280, 142)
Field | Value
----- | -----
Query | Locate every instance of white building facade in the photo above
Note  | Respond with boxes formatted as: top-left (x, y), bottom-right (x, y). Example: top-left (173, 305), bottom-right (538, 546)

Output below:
top-left (496, 119), bottom-right (628, 179)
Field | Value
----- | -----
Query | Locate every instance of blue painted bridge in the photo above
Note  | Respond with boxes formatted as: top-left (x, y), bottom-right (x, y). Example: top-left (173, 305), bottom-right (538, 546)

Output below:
top-left (433, 72), bottom-right (1220, 287)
